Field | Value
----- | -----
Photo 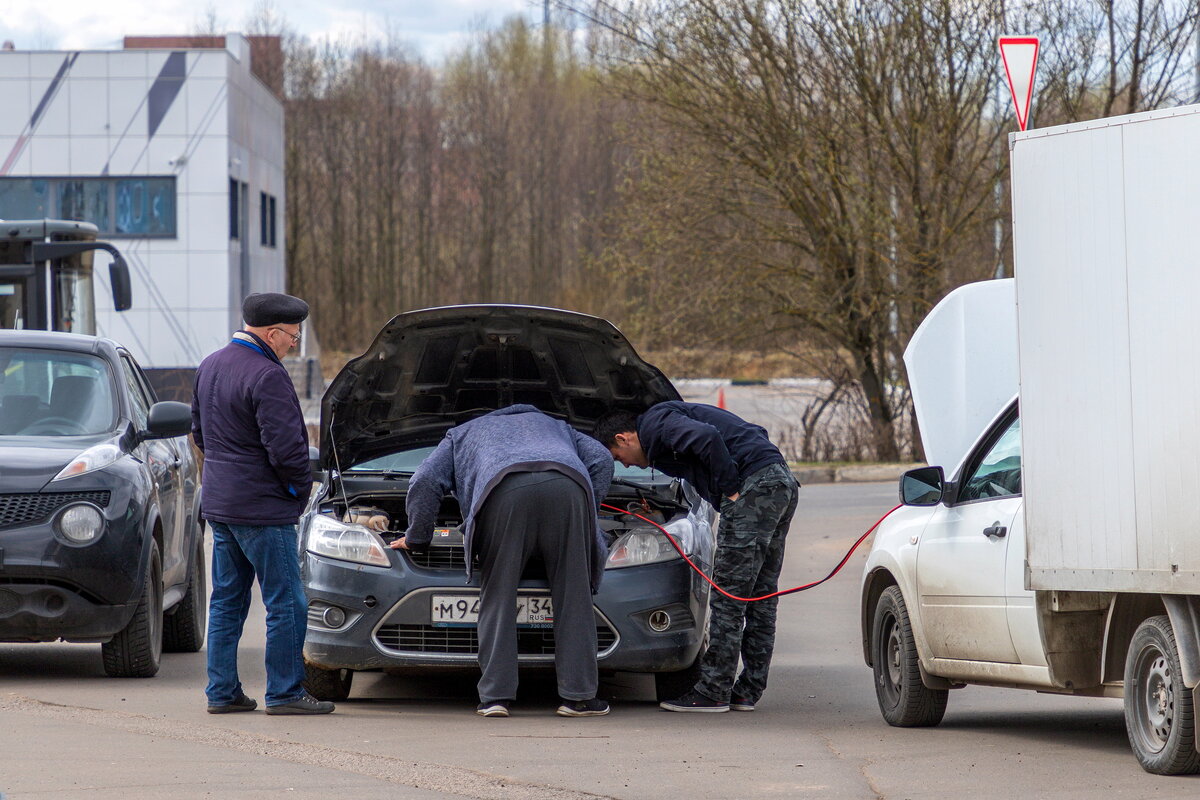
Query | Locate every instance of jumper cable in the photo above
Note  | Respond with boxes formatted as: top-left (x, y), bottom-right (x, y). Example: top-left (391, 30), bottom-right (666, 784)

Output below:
top-left (599, 502), bottom-right (901, 602)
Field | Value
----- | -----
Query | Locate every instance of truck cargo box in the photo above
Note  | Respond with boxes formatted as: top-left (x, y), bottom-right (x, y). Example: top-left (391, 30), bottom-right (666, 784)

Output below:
top-left (1012, 106), bottom-right (1200, 593)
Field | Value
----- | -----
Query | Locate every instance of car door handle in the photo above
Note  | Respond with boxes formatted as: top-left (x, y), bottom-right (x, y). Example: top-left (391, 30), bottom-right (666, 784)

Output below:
top-left (983, 522), bottom-right (1007, 538)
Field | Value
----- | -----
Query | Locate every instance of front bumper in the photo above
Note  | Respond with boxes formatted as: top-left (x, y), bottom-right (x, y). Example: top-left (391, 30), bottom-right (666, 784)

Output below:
top-left (0, 487), bottom-right (146, 642)
top-left (0, 584), bottom-right (136, 642)
top-left (302, 549), bottom-right (708, 674)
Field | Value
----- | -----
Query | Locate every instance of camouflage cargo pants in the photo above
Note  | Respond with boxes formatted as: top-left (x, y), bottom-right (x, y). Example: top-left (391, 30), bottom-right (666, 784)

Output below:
top-left (695, 462), bottom-right (799, 704)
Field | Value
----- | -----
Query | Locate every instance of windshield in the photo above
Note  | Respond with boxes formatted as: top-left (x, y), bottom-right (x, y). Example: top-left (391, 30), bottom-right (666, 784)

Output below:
top-left (0, 347), bottom-right (118, 436)
top-left (54, 259), bottom-right (96, 335)
top-left (0, 280), bottom-right (24, 329)
top-left (348, 446), bottom-right (666, 481)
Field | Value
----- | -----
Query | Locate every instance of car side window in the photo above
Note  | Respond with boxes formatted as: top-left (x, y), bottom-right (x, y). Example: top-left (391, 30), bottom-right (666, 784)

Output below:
top-left (958, 415), bottom-right (1021, 502)
top-left (119, 356), bottom-right (151, 429)
top-left (128, 354), bottom-right (160, 404)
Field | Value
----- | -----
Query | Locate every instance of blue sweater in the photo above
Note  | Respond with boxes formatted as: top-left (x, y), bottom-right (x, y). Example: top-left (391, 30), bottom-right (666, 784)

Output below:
top-left (403, 405), bottom-right (614, 590)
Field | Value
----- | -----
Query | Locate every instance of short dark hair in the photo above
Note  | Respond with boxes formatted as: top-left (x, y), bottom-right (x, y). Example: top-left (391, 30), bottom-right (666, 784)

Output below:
top-left (593, 410), bottom-right (640, 446)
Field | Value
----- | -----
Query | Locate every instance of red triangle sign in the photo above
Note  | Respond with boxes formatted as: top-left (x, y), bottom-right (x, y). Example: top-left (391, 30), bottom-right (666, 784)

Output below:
top-left (999, 36), bottom-right (1039, 131)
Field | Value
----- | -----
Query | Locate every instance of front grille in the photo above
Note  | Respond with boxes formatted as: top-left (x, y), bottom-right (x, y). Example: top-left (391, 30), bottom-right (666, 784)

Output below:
top-left (407, 546), bottom-right (468, 571)
top-left (376, 623), bottom-right (618, 657)
top-left (0, 491), bottom-right (111, 529)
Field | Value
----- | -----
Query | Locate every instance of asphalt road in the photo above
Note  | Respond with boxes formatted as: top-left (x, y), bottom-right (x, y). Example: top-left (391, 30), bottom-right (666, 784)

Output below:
top-left (2, 482), bottom-right (1197, 798)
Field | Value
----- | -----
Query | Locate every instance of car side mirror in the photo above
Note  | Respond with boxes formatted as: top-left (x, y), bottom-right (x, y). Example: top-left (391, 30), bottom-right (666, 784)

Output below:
top-left (145, 401), bottom-right (192, 439)
top-left (900, 466), bottom-right (945, 506)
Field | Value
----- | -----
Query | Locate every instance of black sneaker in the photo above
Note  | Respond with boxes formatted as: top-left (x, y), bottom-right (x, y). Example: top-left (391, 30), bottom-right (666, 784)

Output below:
top-left (476, 700), bottom-right (511, 717)
top-left (659, 690), bottom-right (729, 713)
top-left (556, 698), bottom-right (610, 717)
top-left (730, 696), bottom-right (756, 712)
top-left (265, 692), bottom-right (335, 715)
top-left (207, 693), bottom-right (258, 714)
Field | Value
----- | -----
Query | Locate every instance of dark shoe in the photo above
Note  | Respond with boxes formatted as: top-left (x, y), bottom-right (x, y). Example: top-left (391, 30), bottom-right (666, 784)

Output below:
top-left (659, 689), bottom-right (729, 713)
top-left (556, 698), bottom-right (610, 717)
top-left (265, 692), bottom-right (335, 715)
top-left (476, 700), bottom-right (510, 718)
top-left (207, 693), bottom-right (258, 714)
top-left (730, 696), bottom-right (756, 712)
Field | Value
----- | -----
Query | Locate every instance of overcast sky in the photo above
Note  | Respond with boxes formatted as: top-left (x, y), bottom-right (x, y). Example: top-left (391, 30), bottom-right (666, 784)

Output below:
top-left (0, 0), bottom-right (540, 60)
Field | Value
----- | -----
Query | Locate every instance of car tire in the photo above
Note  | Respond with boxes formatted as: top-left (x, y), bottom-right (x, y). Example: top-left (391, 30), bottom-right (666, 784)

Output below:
top-left (304, 663), bottom-right (354, 702)
top-left (163, 523), bottom-right (206, 653)
top-left (871, 585), bottom-right (947, 727)
top-left (655, 648), bottom-right (705, 703)
top-left (1124, 615), bottom-right (1200, 775)
top-left (102, 539), bottom-right (163, 678)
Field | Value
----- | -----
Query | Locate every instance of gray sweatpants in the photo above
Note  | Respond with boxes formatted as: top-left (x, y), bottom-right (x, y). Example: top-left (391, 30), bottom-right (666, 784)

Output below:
top-left (474, 470), bottom-right (598, 704)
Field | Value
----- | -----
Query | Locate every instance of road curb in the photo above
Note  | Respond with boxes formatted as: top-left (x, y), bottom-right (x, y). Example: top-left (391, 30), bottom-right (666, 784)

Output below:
top-left (792, 463), bottom-right (920, 485)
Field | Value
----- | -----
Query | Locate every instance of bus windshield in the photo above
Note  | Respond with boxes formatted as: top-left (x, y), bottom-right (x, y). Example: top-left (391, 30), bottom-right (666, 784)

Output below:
top-left (54, 259), bottom-right (96, 335)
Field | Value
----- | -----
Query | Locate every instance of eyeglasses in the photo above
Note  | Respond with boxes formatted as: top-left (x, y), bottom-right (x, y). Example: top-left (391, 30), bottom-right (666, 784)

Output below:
top-left (270, 327), bottom-right (302, 345)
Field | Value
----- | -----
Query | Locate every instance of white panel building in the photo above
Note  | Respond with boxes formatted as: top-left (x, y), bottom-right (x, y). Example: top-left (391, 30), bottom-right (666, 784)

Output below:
top-left (0, 34), bottom-right (285, 382)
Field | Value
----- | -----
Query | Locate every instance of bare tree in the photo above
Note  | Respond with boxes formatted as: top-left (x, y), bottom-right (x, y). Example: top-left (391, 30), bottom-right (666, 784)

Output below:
top-left (1029, 0), bottom-right (1199, 123)
top-left (577, 0), bottom-right (1009, 459)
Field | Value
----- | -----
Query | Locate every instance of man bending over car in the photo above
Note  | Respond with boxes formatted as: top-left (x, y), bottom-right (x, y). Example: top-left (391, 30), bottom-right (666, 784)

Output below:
top-left (595, 403), bottom-right (799, 714)
top-left (391, 404), bottom-right (614, 718)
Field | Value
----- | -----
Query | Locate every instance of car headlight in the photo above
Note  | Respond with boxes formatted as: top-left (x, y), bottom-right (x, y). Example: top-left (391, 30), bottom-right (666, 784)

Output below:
top-left (57, 503), bottom-right (105, 544)
top-left (606, 519), bottom-right (693, 569)
top-left (306, 514), bottom-right (390, 567)
top-left (51, 443), bottom-right (123, 482)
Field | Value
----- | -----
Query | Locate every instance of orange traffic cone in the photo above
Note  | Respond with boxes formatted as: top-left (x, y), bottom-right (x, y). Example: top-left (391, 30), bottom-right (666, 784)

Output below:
top-left (717, 386), bottom-right (727, 409)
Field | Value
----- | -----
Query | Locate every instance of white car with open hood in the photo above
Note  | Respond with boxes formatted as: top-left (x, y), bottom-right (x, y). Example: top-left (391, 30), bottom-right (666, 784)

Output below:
top-left (861, 104), bottom-right (1200, 776)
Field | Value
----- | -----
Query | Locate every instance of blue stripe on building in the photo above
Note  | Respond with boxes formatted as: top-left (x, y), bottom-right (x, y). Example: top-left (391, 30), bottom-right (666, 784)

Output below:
top-left (147, 51), bottom-right (187, 139)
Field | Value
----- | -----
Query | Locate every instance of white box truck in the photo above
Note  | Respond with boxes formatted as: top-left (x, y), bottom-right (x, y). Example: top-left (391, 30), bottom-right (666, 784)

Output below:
top-left (860, 105), bottom-right (1200, 774)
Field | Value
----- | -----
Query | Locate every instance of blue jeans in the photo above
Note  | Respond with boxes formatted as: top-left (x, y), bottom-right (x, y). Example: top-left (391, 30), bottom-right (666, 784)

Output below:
top-left (206, 522), bottom-right (308, 707)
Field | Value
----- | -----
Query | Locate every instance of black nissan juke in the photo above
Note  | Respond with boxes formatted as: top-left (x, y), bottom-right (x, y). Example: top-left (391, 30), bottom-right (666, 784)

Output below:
top-left (0, 330), bottom-right (206, 677)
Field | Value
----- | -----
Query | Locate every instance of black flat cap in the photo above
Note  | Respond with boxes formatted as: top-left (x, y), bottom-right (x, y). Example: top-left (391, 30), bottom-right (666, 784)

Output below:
top-left (242, 293), bottom-right (309, 327)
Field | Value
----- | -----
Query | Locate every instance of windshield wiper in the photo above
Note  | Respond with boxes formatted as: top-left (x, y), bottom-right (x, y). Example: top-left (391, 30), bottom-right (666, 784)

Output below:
top-left (610, 477), bottom-right (666, 490)
top-left (347, 468), bottom-right (412, 479)
top-left (608, 477), bottom-right (689, 512)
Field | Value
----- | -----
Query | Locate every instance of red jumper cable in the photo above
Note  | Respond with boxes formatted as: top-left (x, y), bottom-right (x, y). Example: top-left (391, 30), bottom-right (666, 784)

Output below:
top-left (599, 502), bottom-right (901, 602)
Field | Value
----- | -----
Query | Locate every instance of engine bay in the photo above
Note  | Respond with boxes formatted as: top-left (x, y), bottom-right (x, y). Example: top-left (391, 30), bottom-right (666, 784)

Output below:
top-left (321, 474), bottom-right (686, 551)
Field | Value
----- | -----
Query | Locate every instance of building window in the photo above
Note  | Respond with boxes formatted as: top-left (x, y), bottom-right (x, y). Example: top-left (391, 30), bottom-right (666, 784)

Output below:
top-left (260, 191), bottom-right (277, 248)
top-left (230, 178), bottom-right (240, 240)
top-left (0, 177), bottom-right (176, 238)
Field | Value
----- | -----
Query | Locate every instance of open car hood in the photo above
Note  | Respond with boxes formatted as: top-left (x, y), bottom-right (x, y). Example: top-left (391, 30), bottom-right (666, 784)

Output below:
top-left (321, 305), bottom-right (681, 468)
top-left (903, 279), bottom-right (1018, 476)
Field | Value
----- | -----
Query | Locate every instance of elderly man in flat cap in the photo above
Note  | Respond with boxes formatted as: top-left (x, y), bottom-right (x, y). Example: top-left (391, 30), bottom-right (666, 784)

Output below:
top-left (191, 292), bottom-right (333, 715)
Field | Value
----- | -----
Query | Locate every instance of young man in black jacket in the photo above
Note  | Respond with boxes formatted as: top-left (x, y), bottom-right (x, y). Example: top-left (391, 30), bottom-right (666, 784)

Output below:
top-left (594, 402), bottom-right (799, 712)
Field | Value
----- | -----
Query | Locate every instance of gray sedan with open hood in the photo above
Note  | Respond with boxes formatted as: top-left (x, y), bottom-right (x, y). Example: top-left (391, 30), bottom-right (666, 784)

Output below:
top-left (299, 305), bottom-right (717, 702)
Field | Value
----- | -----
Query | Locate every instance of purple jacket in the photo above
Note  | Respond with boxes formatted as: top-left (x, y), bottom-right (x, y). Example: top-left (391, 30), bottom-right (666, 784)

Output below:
top-left (191, 332), bottom-right (312, 525)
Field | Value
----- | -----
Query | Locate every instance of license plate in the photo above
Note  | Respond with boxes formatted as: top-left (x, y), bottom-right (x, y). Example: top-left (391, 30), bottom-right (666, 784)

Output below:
top-left (430, 594), bottom-right (554, 627)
